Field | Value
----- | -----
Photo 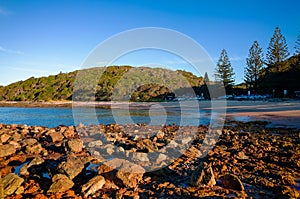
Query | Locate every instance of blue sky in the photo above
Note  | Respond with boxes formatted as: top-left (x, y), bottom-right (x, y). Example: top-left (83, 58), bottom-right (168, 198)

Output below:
top-left (0, 0), bottom-right (299, 85)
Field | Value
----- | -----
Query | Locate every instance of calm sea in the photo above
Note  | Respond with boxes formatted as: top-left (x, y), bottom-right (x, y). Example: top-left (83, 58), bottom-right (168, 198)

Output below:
top-left (0, 106), bottom-right (211, 127)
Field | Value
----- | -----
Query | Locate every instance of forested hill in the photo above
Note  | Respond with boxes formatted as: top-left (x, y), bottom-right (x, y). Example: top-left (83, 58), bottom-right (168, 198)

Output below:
top-left (0, 66), bottom-right (204, 102)
top-left (260, 54), bottom-right (300, 95)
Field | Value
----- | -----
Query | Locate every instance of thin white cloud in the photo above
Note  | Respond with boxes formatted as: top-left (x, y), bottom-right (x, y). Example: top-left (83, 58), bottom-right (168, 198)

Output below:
top-left (0, 46), bottom-right (24, 55)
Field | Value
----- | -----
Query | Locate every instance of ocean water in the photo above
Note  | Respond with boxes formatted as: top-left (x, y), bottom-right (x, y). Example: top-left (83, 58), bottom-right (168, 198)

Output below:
top-left (0, 107), bottom-right (75, 127)
top-left (1, 101), bottom-right (300, 128)
top-left (0, 105), bottom-right (212, 128)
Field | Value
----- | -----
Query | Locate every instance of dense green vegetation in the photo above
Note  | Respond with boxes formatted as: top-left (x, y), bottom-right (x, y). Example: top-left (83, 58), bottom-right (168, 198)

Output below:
top-left (233, 54), bottom-right (300, 97)
top-left (0, 72), bottom-right (76, 101)
top-left (244, 41), bottom-right (264, 92)
top-left (216, 26), bottom-right (300, 97)
top-left (0, 66), bottom-right (204, 102)
top-left (214, 49), bottom-right (235, 93)
top-left (260, 54), bottom-right (300, 97)
top-left (241, 27), bottom-right (300, 97)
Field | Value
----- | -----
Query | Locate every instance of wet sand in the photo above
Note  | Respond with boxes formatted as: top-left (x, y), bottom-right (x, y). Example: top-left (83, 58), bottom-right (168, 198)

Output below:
top-left (224, 101), bottom-right (300, 128)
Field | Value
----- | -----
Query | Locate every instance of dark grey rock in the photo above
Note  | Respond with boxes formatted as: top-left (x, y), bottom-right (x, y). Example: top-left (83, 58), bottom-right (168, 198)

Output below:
top-left (58, 156), bottom-right (85, 179)
top-left (190, 162), bottom-right (216, 187)
top-left (220, 173), bottom-right (244, 191)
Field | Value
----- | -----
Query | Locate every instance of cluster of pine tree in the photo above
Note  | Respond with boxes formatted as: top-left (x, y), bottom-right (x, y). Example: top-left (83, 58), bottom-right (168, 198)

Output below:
top-left (214, 26), bottom-right (300, 96)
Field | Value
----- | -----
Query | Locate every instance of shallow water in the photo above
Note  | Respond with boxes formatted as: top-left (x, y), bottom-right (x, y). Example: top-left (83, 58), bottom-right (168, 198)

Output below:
top-left (0, 106), bottom-right (212, 127)
top-left (1, 100), bottom-right (299, 128)
top-left (13, 161), bottom-right (30, 176)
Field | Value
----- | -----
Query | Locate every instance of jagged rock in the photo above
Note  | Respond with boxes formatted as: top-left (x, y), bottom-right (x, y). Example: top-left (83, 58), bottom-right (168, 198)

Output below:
top-left (181, 136), bottom-right (192, 145)
top-left (15, 186), bottom-right (24, 195)
top-left (88, 140), bottom-right (103, 148)
top-left (98, 158), bottom-right (145, 188)
top-left (62, 126), bottom-right (75, 138)
top-left (156, 130), bottom-right (164, 139)
top-left (190, 162), bottom-right (216, 187)
top-left (0, 175), bottom-right (3, 198)
top-left (2, 173), bottom-right (24, 196)
top-left (117, 189), bottom-right (140, 199)
top-left (10, 124), bottom-right (17, 130)
top-left (117, 146), bottom-right (125, 152)
top-left (81, 175), bottom-right (106, 198)
top-left (136, 139), bottom-right (157, 152)
top-left (103, 144), bottom-right (115, 155)
top-left (20, 157), bottom-right (44, 176)
top-left (156, 153), bottom-right (168, 164)
top-left (116, 163), bottom-right (145, 188)
top-left (168, 140), bottom-right (179, 148)
top-left (8, 140), bottom-right (21, 149)
top-left (132, 152), bottom-right (149, 162)
top-left (236, 151), bottom-right (249, 160)
top-left (58, 156), bottom-right (85, 179)
top-left (10, 133), bottom-right (22, 142)
top-left (25, 142), bottom-right (46, 155)
top-left (21, 138), bottom-right (38, 146)
top-left (47, 130), bottom-right (64, 142)
top-left (0, 122), bottom-right (298, 198)
top-left (185, 146), bottom-right (202, 158)
top-left (0, 144), bottom-right (16, 158)
top-left (66, 138), bottom-right (84, 153)
top-left (47, 174), bottom-right (74, 194)
top-left (220, 174), bottom-right (244, 191)
top-left (0, 134), bottom-right (10, 143)
top-left (276, 185), bottom-right (300, 199)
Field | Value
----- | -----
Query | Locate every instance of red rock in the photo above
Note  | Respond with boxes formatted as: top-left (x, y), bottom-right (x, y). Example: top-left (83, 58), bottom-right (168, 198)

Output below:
top-left (62, 190), bottom-right (80, 199)
top-left (47, 174), bottom-right (74, 194)
top-left (48, 131), bottom-right (64, 143)
top-left (0, 134), bottom-right (10, 143)
top-left (62, 127), bottom-right (75, 138)
top-left (66, 138), bottom-right (83, 153)
top-left (81, 175), bottom-right (106, 198)
top-left (98, 158), bottom-right (145, 188)
top-left (24, 179), bottom-right (41, 194)
top-left (33, 194), bottom-right (48, 199)
top-left (0, 144), bottom-right (16, 158)
top-left (220, 174), bottom-right (244, 191)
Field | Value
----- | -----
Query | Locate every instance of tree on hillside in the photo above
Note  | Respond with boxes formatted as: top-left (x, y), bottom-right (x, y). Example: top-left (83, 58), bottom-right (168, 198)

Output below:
top-left (295, 32), bottom-right (300, 55)
top-left (245, 41), bottom-right (264, 93)
top-left (204, 72), bottom-right (210, 83)
top-left (215, 49), bottom-right (235, 92)
top-left (266, 26), bottom-right (290, 66)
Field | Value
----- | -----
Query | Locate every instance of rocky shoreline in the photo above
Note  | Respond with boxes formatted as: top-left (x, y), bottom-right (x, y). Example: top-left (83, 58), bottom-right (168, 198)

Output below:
top-left (0, 122), bottom-right (299, 199)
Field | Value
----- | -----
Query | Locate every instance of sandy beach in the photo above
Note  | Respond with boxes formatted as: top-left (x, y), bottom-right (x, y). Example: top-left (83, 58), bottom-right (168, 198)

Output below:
top-left (224, 100), bottom-right (300, 128)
